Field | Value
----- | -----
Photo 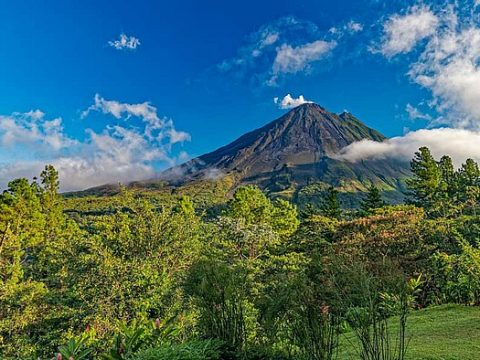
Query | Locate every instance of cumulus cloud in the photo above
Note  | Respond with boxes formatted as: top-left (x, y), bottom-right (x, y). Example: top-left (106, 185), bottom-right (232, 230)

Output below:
top-left (335, 128), bottom-right (480, 167)
top-left (409, 25), bottom-right (480, 128)
top-left (0, 110), bottom-right (76, 152)
top-left (108, 33), bottom-right (141, 50)
top-left (268, 40), bottom-right (336, 85)
top-left (0, 96), bottom-right (190, 191)
top-left (376, 3), bottom-right (480, 128)
top-left (378, 5), bottom-right (439, 57)
top-left (331, 3), bottom-right (480, 165)
top-left (346, 1), bottom-right (480, 132)
top-left (274, 94), bottom-right (313, 109)
top-left (82, 94), bottom-right (190, 143)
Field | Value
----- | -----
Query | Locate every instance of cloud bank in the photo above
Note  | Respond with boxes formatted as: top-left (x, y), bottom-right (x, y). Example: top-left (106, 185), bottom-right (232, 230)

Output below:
top-left (336, 128), bottom-right (480, 168)
top-left (0, 96), bottom-right (189, 191)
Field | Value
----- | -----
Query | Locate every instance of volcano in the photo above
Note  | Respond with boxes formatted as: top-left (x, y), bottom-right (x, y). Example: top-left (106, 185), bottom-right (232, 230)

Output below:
top-left (163, 103), bottom-right (410, 201)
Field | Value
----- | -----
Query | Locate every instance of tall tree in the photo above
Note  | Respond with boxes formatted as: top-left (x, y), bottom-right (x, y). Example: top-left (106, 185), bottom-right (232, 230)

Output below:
top-left (406, 147), bottom-right (441, 214)
top-left (437, 155), bottom-right (458, 216)
top-left (320, 187), bottom-right (342, 219)
top-left (39, 165), bottom-right (64, 238)
top-left (360, 184), bottom-right (385, 215)
top-left (457, 158), bottom-right (480, 215)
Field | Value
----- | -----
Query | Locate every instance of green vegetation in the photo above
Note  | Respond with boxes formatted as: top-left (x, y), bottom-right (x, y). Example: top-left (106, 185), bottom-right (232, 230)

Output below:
top-left (1, 147), bottom-right (480, 359)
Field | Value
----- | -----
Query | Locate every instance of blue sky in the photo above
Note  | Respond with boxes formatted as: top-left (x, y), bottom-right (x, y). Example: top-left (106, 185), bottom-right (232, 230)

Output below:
top-left (1, 0), bottom-right (480, 190)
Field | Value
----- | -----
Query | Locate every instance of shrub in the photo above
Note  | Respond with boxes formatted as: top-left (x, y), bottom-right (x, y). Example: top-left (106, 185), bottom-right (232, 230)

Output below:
top-left (432, 241), bottom-right (480, 305)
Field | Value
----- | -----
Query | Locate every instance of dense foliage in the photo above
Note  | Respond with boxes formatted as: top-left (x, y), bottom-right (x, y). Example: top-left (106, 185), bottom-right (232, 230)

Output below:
top-left (1, 147), bottom-right (480, 359)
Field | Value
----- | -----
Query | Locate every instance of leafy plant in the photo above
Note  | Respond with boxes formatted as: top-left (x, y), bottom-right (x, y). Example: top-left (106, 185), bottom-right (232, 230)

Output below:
top-left (101, 319), bottom-right (179, 359)
top-left (56, 334), bottom-right (93, 360)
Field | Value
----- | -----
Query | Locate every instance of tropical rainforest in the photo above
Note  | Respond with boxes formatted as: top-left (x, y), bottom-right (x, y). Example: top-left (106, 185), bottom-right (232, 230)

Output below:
top-left (2, 146), bottom-right (480, 360)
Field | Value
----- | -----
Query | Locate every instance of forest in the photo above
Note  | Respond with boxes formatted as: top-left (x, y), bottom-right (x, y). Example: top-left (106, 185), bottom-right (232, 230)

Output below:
top-left (1, 146), bottom-right (480, 360)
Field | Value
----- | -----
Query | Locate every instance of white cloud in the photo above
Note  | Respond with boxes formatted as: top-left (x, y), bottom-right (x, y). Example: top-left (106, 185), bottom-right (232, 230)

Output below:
top-left (379, 5), bottom-right (439, 57)
top-left (335, 127), bottom-right (480, 167)
top-left (269, 40), bottom-right (336, 84)
top-left (329, 20), bottom-right (364, 35)
top-left (252, 32), bottom-right (279, 57)
top-left (217, 16), bottom-right (300, 73)
top-left (108, 33), bottom-right (141, 50)
top-left (82, 94), bottom-right (190, 143)
top-left (406, 103), bottom-right (432, 121)
top-left (0, 110), bottom-right (76, 152)
top-left (0, 96), bottom-right (190, 191)
top-left (215, 16), bottom-right (344, 86)
top-left (329, 3), bottom-right (480, 166)
top-left (374, 4), bottom-right (480, 128)
top-left (274, 94), bottom-right (313, 109)
top-left (409, 25), bottom-right (480, 128)
top-left (347, 21), bottom-right (364, 33)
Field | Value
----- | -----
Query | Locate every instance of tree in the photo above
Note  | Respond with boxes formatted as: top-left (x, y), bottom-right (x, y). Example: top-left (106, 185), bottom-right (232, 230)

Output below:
top-left (40, 165), bottom-right (59, 205)
top-left (406, 147), bottom-right (441, 214)
top-left (437, 155), bottom-right (458, 217)
top-left (227, 186), bottom-right (272, 225)
top-left (0, 178), bottom-right (47, 357)
top-left (300, 203), bottom-right (322, 219)
top-left (320, 187), bottom-right (342, 219)
top-left (227, 186), bottom-right (299, 236)
top-left (457, 158), bottom-right (480, 215)
top-left (360, 184), bottom-right (385, 215)
top-left (271, 199), bottom-right (300, 237)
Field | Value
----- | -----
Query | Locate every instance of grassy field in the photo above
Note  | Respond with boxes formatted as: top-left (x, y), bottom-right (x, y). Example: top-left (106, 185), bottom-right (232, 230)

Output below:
top-left (338, 304), bottom-right (480, 360)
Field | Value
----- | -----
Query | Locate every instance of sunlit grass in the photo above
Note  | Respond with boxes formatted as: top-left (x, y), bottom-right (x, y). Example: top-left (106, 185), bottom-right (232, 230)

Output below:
top-left (338, 304), bottom-right (480, 360)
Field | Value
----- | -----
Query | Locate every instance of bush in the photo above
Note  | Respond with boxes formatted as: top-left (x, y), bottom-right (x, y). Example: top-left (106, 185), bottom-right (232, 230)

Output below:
top-left (432, 241), bottom-right (480, 305)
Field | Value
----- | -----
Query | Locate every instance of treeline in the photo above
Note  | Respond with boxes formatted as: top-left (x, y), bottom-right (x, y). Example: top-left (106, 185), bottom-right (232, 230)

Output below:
top-left (1, 148), bottom-right (480, 359)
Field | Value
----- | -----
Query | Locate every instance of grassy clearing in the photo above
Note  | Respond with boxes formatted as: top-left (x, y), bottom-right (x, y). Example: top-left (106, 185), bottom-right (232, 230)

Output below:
top-left (338, 304), bottom-right (480, 360)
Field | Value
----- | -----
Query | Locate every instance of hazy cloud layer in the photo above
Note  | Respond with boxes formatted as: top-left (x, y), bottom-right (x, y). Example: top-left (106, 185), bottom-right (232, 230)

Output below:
top-left (0, 96), bottom-right (189, 191)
